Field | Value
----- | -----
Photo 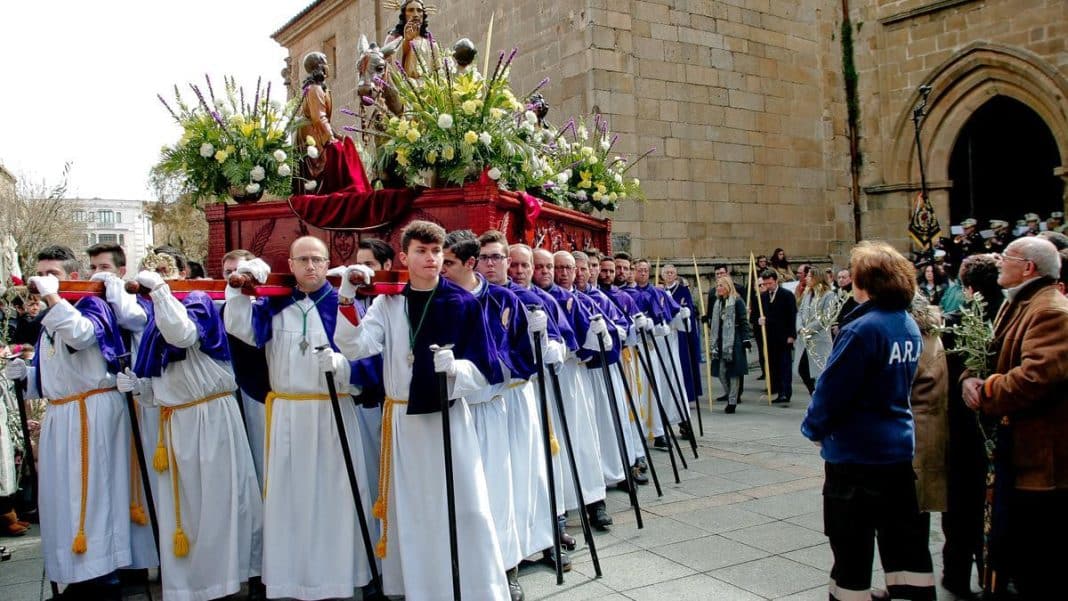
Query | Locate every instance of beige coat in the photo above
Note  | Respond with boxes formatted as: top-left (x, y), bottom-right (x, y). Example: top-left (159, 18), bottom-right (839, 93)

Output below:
top-left (911, 330), bottom-right (949, 512)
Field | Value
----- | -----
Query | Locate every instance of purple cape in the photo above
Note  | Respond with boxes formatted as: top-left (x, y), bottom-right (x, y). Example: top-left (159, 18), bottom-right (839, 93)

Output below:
top-left (134, 291), bottom-right (231, 378)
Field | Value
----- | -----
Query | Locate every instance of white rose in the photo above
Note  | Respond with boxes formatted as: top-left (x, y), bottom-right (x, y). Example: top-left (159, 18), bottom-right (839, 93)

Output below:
top-left (479, 131), bottom-right (492, 146)
top-left (199, 142), bottom-right (215, 158)
top-left (575, 190), bottom-right (587, 200)
top-left (245, 183), bottom-right (261, 194)
top-left (278, 164), bottom-right (292, 177)
top-left (304, 179), bottom-right (318, 191)
top-left (487, 167), bottom-right (502, 180)
top-left (306, 146), bottom-right (320, 159)
top-left (556, 172), bottom-right (569, 185)
top-left (250, 166), bottom-right (266, 182)
top-left (437, 113), bottom-right (454, 129)
top-left (521, 121), bottom-right (535, 134)
top-left (273, 149), bottom-right (287, 162)
top-left (600, 139), bottom-right (610, 151)
top-left (614, 172), bottom-right (623, 184)
top-left (524, 110), bottom-right (538, 124)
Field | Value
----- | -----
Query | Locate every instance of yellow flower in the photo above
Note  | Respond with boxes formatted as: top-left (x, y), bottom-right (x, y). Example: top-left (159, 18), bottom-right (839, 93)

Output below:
top-left (397, 120), bottom-right (409, 135)
top-left (396, 149), bottom-right (409, 167)
top-left (596, 183), bottom-right (607, 194)
top-left (426, 150), bottom-right (438, 164)
top-left (580, 146), bottom-right (594, 156)
top-left (462, 99), bottom-right (479, 115)
top-left (225, 145), bottom-right (236, 154)
top-left (489, 108), bottom-right (505, 120)
top-left (463, 131), bottom-right (478, 144)
top-left (214, 150), bottom-right (229, 163)
top-left (406, 128), bottom-right (421, 142)
top-left (442, 146), bottom-right (455, 160)
top-left (240, 122), bottom-right (257, 137)
top-left (305, 135), bottom-right (317, 147)
top-left (578, 170), bottom-right (592, 188)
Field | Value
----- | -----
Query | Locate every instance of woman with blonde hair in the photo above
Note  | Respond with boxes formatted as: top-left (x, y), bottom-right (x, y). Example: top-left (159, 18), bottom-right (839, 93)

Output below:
top-left (795, 268), bottom-right (837, 396)
top-left (708, 275), bottom-right (751, 413)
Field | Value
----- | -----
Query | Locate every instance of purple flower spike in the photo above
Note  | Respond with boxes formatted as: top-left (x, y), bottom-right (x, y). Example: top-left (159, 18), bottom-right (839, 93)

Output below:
top-left (427, 31), bottom-right (435, 45)
top-left (340, 107), bottom-right (358, 116)
top-left (342, 126), bottom-right (359, 132)
top-left (507, 47), bottom-right (518, 62)
top-left (361, 96), bottom-right (375, 106)
top-left (210, 110), bottom-right (226, 129)
top-left (373, 76), bottom-right (389, 87)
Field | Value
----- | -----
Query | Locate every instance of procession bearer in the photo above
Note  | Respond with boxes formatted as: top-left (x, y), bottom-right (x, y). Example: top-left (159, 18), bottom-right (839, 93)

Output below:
top-left (335, 221), bottom-right (509, 600)
top-left (224, 236), bottom-right (374, 600)
top-left (3, 246), bottom-right (131, 599)
top-left (118, 267), bottom-right (263, 601)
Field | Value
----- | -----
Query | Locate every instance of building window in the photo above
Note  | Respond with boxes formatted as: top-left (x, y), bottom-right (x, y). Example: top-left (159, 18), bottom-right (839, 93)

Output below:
top-left (73, 210), bottom-right (85, 222)
top-left (98, 233), bottom-right (118, 244)
top-left (115, 211), bottom-right (122, 223)
top-left (323, 36), bottom-right (337, 83)
top-left (99, 210), bottom-right (115, 224)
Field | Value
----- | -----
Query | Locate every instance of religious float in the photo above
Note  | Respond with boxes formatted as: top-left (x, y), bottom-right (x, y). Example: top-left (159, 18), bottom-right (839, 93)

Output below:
top-left (151, 8), bottom-right (651, 277)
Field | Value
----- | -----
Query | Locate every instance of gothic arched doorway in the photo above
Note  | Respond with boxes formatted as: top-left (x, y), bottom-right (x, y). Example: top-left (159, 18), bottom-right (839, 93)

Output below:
top-left (947, 95), bottom-right (1062, 227)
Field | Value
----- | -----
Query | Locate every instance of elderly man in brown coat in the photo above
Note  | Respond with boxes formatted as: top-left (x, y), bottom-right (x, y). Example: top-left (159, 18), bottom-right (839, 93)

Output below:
top-left (962, 236), bottom-right (1068, 600)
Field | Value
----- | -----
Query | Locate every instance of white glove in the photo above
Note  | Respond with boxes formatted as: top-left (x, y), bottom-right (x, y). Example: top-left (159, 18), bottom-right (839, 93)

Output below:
top-left (91, 272), bottom-right (126, 303)
top-left (678, 307), bottom-right (691, 321)
top-left (116, 368), bottom-right (140, 394)
top-left (653, 323), bottom-right (671, 337)
top-left (326, 266), bottom-right (347, 278)
top-left (316, 348), bottom-right (345, 374)
top-left (136, 270), bottom-right (166, 292)
top-left (340, 264), bottom-right (374, 300)
top-left (236, 258), bottom-right (271, 284)
top-left (583, 317), bottom-right (613, 352)
top-left (433, 347), bottom-right (458, 377)
top-left (527, 309), bottom-right (548, 334)
top-left (632, 314), bottom-right (648, 332)
top-left (29, 275), bottom-right (59, 297)
top-left (543, 339), bottom-right (565, 366)
top-left (4, 358), bottom-right (26, 380)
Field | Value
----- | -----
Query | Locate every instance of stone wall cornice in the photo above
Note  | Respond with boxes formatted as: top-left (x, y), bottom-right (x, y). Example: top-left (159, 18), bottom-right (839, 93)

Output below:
top-left (878, 0), bottom-right (981, 27)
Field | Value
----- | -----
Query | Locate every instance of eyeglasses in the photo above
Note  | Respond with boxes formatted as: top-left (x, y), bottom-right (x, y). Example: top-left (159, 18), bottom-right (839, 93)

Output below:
top-left (291, 256), bottom-right (329, 266)
top-left (555, 265), bottom-right (575, 271)
top-left (477, 253), bottom-right (507, 263)
top-left (995, 253), bottom-right (1031, 265)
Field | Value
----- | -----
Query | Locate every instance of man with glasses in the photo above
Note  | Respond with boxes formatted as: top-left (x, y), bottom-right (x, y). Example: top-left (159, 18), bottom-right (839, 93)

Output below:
top-left (224, 236), bottom-right (375, 600)
top-left (962, 238), bottom-right (1068, 599)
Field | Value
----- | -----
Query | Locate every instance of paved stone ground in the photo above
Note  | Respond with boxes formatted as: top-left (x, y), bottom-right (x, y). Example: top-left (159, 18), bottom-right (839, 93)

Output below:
top-left (1, 372), bottom-right (974, 600)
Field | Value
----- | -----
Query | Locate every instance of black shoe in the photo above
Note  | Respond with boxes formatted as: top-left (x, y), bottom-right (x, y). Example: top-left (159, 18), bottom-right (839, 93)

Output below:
top-left (559, 529), bottom-right (577, 551)
top-left (772, 396), bottom-right (790, 404)
top-left (540, 547), bottom-right (572, 572)
top-left (756, 374), bottom-right (766, 381)
top-left (588, 502), bottom-right (612, 530)
top-left (248, 576), bottom-right (268, 601)
top-left (715, 394), bottom-right (728, 402)
top-left (941, 577), bottom-right (979, 600)
top-left (678, 424), bottom-right (694, 442)
top-left (507, 568), bottom-right (525, 601)
top-left (653, 436), bottom-right (669, 450)
top-left (724, 404), bottom-right (736, 414)
top-left (631, 465), bottom-right (649, 485)
top-left (636, 457), bottom-right (648, 473)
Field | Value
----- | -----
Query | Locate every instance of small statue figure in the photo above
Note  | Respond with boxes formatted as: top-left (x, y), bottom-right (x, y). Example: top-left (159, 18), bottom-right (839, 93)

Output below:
top-left (452, 38), bottom-right (478, 74)
top-left (297, 51), bottom-right (338, 188)
top-left (382, 0), bottom-right (433, 80)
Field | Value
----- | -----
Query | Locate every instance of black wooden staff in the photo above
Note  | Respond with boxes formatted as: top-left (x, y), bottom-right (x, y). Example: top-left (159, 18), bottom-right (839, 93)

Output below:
top-left (636, 325), bottom-right (688, 472)
top-left (318, 346), bottom-right (382, 594)
top-left (118, 354), bottom-right (162, 559)
top-left (529, 320), bottom-right (564, 585)
top-left (612, 361), bottom-right (663, 497)
top-left (649, 327), bottom-right (699, 460)
top-left (430, 344), bottom-right (462, 601)
top-left (543, 346), bottom-right (603, 578)
top-left (589, 316), bottom-right (643, 529)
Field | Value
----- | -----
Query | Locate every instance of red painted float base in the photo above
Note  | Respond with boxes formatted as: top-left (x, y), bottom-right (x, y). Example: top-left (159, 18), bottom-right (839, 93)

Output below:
top-left (205, 184), bottom-right (611, 277)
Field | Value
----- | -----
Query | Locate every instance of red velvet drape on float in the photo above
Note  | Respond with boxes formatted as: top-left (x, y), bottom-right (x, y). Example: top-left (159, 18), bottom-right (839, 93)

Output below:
top-left (288, 188), bottom-right (417, 230)
top-left (312, 137), bottom-right (371, 195)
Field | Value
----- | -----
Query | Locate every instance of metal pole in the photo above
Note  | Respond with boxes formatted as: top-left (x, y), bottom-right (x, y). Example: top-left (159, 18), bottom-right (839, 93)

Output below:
top-left (431, 344), bottom-right (462, 601)
top-left (612, 361), bottom-right (662, 497)
top-left (319, 348), bottom-right (383, 594)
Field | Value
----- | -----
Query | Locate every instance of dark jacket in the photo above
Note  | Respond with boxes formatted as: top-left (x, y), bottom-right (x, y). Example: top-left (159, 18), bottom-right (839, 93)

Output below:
top-left (801, 302), bottom-right (922, 465)
top-left (759, 286), bottom-right (797, 351)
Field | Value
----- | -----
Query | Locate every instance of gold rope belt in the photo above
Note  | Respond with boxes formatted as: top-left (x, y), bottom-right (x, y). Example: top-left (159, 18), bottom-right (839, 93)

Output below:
top-left (372, 396), bottom-right (408, 558)
top-left (129, 404), bottom-right (148, 528)
top-left (262, 391), bottom-right (332, 499)
top-left (152, 390), bottom-right (232, 557)
top-left (48, 386), bottom-right (117, 554)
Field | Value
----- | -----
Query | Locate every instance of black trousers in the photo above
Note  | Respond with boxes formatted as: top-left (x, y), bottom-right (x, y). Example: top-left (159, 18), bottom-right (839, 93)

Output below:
top-left (823, 462), bottom-right (936, 601)
top-left (1006, 488), bottom-right (1068, 599)
top-left (941, 397), bottom-right (986, 589)
top-left (798, 350), bottom-right (815, 395)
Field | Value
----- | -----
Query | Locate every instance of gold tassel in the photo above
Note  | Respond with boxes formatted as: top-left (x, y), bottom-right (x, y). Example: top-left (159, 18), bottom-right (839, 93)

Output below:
top-left (372, 497), bottom-right (386, 520)
top-left (153, 443), bottom-right (169, 472)
top-left (173, 527), bottom-right (190, 557)
top-left (375, 536), bottom-right (387, 559)
top-left (130, 503), bottom-right (148, 526)
top-left (72, 529), bottom-right (88, 554)
top-left (550, 435), bottom-right (560, 456)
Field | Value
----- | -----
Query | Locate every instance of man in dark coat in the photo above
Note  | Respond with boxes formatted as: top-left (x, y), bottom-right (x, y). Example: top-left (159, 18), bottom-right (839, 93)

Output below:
top-left (757, 270), bottom-right (796, 404)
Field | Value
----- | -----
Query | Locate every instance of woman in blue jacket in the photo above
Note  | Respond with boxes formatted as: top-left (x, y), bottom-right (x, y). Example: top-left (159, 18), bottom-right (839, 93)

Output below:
top-left (801, 241), bottom-right (936, 601)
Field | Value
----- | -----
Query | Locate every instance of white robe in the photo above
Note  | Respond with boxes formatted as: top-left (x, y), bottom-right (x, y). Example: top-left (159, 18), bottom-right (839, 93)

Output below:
top-left (549, 358), bottom-right (606, 510)
top-left (585, 363), bottom-right (641, 486)
top-left (335, 293), bottom-right (509, 601)
top-left (110, 289), bottom-right (159, 571)
top-left (225, 292), bottom-right (372, 600)
top-left (34, 300), bottom-right (131, 584)
top-left (467, 384), bottom-right (521, 570)
top-left (137, 286), bottom-right (263, 601)
top-left (504, 380), bottom-right (554, 558)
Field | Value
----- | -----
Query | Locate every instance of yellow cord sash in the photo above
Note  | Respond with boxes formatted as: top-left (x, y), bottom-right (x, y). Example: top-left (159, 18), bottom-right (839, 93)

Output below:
top-left (262, 391), bottom-right (332, 498)
top-left (48, 386), bottom-right (117, 554)
top-left (372, 396), bottom-right (407, 558)
top-left (152, 390), bottom-right (232, 557)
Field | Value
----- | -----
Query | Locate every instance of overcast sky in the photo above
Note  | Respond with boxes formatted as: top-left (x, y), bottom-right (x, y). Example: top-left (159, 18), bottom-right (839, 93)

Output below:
top-left (0, 0), bottom-right (312, 200)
